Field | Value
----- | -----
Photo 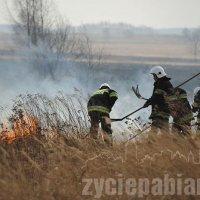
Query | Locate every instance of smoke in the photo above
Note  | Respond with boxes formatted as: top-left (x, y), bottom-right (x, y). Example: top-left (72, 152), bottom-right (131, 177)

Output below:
top-left (0, 32), bottom-right (200, 137)
top-left (0, 42), bottom-right (154, 137)
top-left (0, 57), bottom-right (82, 106)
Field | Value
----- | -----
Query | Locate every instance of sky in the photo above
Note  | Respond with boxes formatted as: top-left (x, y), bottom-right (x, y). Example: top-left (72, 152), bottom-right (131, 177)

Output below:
top-left (0, 0), bottom-right (200, 28)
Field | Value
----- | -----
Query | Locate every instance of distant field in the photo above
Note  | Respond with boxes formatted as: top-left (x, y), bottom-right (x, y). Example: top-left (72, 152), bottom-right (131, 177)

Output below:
top-left (92, 35), bottom-right (200, 67)
top-left (0, 32), bottom-right (200, 67)
top-left (93, 35), bottom-right (194, 58)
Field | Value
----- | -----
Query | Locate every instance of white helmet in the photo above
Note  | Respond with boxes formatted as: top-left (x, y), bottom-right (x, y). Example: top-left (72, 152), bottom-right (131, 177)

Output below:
top-left (150, 66), bottom-right (167, 79)
top-left (100, 83), bottom-right (110, 89)
top-left (194, 87), bottom-right (200, 96)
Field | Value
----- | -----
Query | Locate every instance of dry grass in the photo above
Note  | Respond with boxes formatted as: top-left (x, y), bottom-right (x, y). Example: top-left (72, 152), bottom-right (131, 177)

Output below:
top-left (1, 130), bottom-right (200, 199)
top-left (0, 94), bottom-right (200, 199)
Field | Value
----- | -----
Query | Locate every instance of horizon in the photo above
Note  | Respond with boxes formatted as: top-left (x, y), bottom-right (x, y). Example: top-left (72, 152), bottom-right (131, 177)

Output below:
top-left (0, 0), bottom-right (200, 29)
top-left (0, 22), bottom-right (198, 30)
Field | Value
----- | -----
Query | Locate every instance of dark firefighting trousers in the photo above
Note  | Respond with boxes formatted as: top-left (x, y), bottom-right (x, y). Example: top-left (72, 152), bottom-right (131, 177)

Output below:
top-left (151, 117), bottom-right (169, 133)
top-left (197, 116), bottom-right (200, 131)
top-left (173, 112), bottom-right (193, 135)
top-left (89, 112), bottom-right (112, 143)
top-left (173, 118), bottom-right (191, 136)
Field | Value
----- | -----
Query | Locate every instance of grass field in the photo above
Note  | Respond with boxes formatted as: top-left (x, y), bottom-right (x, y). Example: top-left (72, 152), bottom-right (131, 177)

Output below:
top-left (1, 125), bottom-right (200, 199)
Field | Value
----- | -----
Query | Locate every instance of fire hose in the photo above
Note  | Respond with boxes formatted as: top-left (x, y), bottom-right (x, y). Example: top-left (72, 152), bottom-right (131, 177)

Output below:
top-left (111, 72), bottom-right (200, 122)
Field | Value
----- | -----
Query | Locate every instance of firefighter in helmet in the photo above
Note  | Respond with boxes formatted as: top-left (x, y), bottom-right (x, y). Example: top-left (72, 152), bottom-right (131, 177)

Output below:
top-left (87, 83), bottom-right (118, 144)
top-left (192, 87), bottom-right (200, 131)
top-left (143, 66), bottom-right (174, 132)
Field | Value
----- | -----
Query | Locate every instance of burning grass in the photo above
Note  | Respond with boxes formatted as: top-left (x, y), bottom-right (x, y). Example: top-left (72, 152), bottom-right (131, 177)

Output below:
top-left (0, 92), bottom-right (89, 143)
top-left (0, 94), bottom-right (200, 199)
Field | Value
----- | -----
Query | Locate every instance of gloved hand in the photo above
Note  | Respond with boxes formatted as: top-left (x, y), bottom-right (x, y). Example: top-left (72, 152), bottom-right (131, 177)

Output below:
top-left (192, 102), bottom-right (199, 112)
top-left (192, 106), bottom-right (198, 113)
top-left (143, 99), bottom-right (151, 108)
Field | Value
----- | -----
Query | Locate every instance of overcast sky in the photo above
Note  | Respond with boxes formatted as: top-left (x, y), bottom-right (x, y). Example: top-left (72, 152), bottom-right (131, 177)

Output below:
top-left (1, 0), bottom-right (200, 28)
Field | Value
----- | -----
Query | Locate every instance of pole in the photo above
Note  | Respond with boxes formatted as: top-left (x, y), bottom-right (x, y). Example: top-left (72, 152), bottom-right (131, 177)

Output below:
top-left (175, 72), bottom-right (200, 89)
top-left (111, 106), bottom-right (144, 122)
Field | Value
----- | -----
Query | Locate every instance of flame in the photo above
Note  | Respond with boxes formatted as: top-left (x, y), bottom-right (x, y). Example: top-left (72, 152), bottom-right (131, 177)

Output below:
top-left (0, 114), bottom-right (39, 144)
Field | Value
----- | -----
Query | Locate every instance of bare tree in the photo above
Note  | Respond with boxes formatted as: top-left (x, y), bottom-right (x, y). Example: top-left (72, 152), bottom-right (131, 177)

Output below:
top-left (9, 0), bottom-right (75, 78)
top-left (44, 18), bottom-right (80, 61)
top-left (74, 34), bottom-right (104, 86)
top-left (11, 0), bottom-right (101, 58)
top-left (183, 28), bottom-right (200, 58)
top-left (8, 0), bottom-right (104, 80)
top-left (11, 0), bottom-right (54, 46)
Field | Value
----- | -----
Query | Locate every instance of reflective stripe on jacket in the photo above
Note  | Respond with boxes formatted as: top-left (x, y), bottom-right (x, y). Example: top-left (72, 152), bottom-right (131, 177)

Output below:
top-left (88, 106), bottom-right (110, 114)
top-left (87, 88), bottom-right (118, 115)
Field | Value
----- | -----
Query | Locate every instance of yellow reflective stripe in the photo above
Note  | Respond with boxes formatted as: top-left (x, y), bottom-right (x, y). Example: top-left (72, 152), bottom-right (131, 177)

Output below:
top-left (193, 102), bottom-right (200, 108)
top-left (88, 106), bottom-right (110, 114)
top-left (176, 113), bottom-right (193, 124)
top-left (166, 95), bottom-right (177, 101)
top-left (110, 91), bottom-right (118, 98)
top-left (166, 94), bottom-right (187, 102)
top-left (154, 89), bottom-right (166, 95)
top-left (179, 94), bottom-right (187, 99)
top-left (92, 89), bottom-right (109, 96)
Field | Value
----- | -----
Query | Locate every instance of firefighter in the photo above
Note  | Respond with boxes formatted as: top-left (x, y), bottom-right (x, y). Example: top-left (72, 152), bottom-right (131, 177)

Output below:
top-left (87, 83), bottom-right (118, 144)
top-left (171, 88), bottom-right (193, 135)
top-left (143, 66), bottom-right (174, 132)
top-left (192, 87), bottom-right (200, 131)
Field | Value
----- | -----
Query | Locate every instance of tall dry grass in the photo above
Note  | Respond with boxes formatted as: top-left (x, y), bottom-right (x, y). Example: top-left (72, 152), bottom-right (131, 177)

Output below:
top-left (0, 94), bottom-right (200, 199)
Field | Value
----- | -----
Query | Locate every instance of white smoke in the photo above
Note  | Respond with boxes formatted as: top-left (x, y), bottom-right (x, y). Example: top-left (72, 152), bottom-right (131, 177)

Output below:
top-left (0, 33), bottom-right (199, 137)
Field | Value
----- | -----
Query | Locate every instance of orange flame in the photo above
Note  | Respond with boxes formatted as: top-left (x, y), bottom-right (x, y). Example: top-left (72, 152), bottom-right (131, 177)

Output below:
top-left (0, 115), bottom-right (39, 144)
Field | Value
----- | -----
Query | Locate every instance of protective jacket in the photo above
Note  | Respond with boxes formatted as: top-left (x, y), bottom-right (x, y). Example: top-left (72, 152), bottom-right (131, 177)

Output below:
top-left (145, 76), bottom-right (174, 120)
top-left (193, 90), bottom-right (200, 117)
top-left (170, 88), bottom-right (193, 125)
top-left (87, 87), bottom-right (118, 115)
